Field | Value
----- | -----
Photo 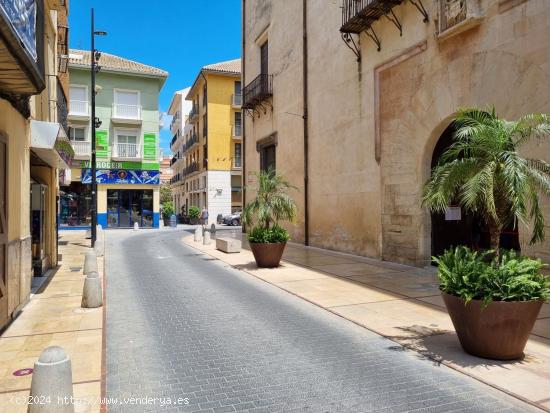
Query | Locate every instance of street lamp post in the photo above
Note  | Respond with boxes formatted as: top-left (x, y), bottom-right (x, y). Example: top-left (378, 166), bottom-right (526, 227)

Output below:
top-left (90, 8), bottom-right (106, 247)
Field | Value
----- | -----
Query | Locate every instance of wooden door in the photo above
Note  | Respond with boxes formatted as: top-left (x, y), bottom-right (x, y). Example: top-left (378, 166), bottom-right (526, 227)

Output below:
top-left (0, 137), bottom-right (8, 328)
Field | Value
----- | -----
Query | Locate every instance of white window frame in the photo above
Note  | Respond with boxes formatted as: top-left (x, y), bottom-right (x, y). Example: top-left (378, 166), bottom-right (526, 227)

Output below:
top-left (69, 84), bottom-right (89, 114)
top-left (114, 88), bottom-right (141, 111)
top-left (114, 127), bottom-right (141, 145)
top-left (68, 124), bottom-right (88, 141)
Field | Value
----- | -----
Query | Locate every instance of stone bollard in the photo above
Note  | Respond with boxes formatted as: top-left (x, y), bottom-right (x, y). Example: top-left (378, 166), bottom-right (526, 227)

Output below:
top-left (133, 222), bottom-right (139, 231)
top-left (85, 229), bottom-right (91, 239)
top-left (28, 346), bottom-right (74, 413)
top-left (93, 231), bottom-right (104, 257)
top-left (159, 219), bottom-right (164, 229)
top-left (96, 224), bottom-right (102, 232)
top-left (81, 271), bottom-right (102, 308)
top-left (210, 223), bottom-right (217, 239)
top-left (203, 231), bottom-right (211, 245)
top-left (194, 227), bottom-right (202, 243)
top-left (83, 251), bottom-right (98, 275)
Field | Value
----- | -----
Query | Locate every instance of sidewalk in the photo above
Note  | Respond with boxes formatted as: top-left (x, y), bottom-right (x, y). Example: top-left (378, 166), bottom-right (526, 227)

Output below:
top-left (0, 231), bottom-right (103, 413)
top-left (182, 229), bottom-right (550, 412)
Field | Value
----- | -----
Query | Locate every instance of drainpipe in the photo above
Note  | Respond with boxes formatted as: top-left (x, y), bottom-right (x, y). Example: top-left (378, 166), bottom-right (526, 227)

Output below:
top-left (303, 0), bottom-right (309, 246)
top-left (242, 0), bottom-right (247, 234)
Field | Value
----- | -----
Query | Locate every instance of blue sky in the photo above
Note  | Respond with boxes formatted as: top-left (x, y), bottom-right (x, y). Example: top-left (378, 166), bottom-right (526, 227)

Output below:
top-left (69, 0), bottom-right (242, 154)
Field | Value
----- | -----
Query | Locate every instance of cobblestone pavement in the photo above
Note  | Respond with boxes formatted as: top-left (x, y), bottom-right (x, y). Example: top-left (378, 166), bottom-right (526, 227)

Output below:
top-left (104, 229), bottom-right (539, 413)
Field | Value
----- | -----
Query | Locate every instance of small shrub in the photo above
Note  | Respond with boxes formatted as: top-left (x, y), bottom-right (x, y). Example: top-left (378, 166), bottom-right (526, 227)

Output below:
top-left (248, 225), bottom-right (290, 244)
top-left (162, 201), bottom-right (174, 219)
top-left (433, 246), bottom-right (549, 306)
top-left (188, 206), bottom-right (200, 220)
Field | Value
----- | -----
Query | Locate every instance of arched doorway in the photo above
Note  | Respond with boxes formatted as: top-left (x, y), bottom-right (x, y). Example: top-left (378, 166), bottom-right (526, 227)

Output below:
top-left (430, 123), bottom-right (520, 257)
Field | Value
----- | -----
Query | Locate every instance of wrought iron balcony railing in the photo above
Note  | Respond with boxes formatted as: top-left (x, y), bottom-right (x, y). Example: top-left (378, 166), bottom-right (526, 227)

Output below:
top-left (242, 74), bottom-right (273, 110)
top-left (341, 0), bottom-right (403, 34)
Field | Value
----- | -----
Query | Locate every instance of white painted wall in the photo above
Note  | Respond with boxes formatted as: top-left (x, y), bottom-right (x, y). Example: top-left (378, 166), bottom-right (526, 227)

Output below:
top-left (207, 170), bottom-right (231, 223)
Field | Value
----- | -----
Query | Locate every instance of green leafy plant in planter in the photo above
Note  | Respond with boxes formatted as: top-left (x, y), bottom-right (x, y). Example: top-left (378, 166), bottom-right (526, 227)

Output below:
top-left (188, 206), bottom-right (200, 225)
top-left (242, 170), bottom-right (297, 268)
top-left (423, 108), bottom-right (550, 360)
top-left (162, 201), bottom-right (175, 224)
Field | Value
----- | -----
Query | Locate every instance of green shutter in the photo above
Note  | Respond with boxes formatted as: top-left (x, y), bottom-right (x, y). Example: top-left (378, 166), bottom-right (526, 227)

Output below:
top-left (143, 133), bottom-right (157, 160)
top-left (95, 130), bottom-right (109, 158)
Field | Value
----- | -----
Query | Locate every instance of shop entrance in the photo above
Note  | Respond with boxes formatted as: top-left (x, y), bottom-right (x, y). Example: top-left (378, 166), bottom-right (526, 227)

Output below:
top-left (0, 137), bottom-right (8, 327)
top-left (107, 189), bottom-right (153, 228)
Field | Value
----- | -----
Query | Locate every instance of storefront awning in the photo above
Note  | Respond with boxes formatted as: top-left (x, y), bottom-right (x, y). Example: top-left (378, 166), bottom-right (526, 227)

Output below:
top-left (30, 120), bottom-right (74, 169)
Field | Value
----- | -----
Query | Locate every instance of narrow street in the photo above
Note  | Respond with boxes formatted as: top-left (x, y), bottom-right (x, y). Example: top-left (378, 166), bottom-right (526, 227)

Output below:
top-left (104, 229), bottom-right (536, 413)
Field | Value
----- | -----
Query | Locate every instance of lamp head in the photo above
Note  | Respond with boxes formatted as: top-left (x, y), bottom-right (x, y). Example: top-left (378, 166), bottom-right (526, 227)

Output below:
top-left (94, 30), bottom-right (107, 36)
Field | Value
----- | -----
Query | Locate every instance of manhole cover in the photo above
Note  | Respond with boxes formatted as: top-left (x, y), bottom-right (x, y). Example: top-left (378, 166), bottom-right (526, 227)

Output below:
top-left (13, 368), bottom-right (33, 377)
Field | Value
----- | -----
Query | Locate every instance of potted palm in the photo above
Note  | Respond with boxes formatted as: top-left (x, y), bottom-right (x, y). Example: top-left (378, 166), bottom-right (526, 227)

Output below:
top-left (423, 108), bottom-right (550, 359)
top-left (242, 170), bottom-right (297, 268)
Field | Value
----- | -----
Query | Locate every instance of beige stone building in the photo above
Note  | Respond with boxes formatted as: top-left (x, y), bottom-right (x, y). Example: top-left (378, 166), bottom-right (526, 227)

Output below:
top-left (0, 0), bottom-right (72, 330)
top-left (242, 0), bottom-right (550, 266)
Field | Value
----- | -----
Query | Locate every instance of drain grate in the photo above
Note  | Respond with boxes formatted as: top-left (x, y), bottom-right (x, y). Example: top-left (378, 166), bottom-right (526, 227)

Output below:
top-left (70, 267), bottom-right (82, 272)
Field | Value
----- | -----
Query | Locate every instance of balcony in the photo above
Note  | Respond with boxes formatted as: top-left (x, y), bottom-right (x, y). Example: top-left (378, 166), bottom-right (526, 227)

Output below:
top-left (242, 74), bottom-right (273, 110)
top-left (70, 140), bottom-right (91, 159)
top-left (111, 143), bottom-right (142, 160)
top-left (232, 93), bottom-right (242, 107)
top-left (341, 0), bottom-right (403, 34)
top-left (68, 100), bottom-right (89, 120)
top-left (189, 106), bottom-right (199, 123)
top-left (436, 0), bottom-right (483, 40)
top-left (112, 103), bottom-right (142, 125)
top-left (185, 162), bottom-right (199, 176)
top-left (232, 124), bottom-right (242, 139)
top-left (184, 133), bottom-right (198, 152)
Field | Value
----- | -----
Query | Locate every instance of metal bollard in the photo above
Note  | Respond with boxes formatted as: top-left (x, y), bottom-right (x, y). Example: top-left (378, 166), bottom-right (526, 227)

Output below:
top-left (28, 346), bottom-right (74, 413)
top-left (83, 251), bottom-right (98, 275)
top-left (81, 271), bottom-right (102, 308)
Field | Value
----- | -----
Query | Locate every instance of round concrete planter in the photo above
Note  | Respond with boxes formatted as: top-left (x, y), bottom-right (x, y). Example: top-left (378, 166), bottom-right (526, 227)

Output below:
top-left (249, 242), bottom-right (286, 268)
top-left (442, 292), bottom-right (543, 360)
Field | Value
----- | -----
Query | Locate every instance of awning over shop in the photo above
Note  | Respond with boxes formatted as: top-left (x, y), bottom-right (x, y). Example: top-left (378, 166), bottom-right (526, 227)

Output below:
top-left (30, 120), bottom-right (74, 169)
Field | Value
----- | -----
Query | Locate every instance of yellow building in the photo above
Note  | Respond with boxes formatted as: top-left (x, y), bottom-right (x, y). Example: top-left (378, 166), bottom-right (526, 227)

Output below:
top-left (170, 59), bottom-right (242, 222)
top-left (0, 0), bottom-right (72, 330)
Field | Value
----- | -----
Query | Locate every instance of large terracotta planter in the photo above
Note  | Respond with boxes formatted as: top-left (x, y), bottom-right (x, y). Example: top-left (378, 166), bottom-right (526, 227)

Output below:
top-left (442, 292), bottom-right (543, 360)
top-left (249, 242), bottom-right (286, 268)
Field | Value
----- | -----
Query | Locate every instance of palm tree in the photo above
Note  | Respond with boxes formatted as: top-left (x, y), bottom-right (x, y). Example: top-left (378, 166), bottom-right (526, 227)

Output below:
top-left (242, 169), bottom-right (297, 230)
top-left (423, 108), bottom-right (550, 251)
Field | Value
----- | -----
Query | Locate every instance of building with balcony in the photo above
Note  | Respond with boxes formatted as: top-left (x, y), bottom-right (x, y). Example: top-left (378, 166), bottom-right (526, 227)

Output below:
top-left (0, 0), bottom-right (72, 329)
top-left (65, 49), bottom-right (168, 229)
top-left (168, 59), bottom-right (242, 223)
top-left (167, 87), bottom-right (192, 215)
top-left (243, 0), bottom-right (550, 266)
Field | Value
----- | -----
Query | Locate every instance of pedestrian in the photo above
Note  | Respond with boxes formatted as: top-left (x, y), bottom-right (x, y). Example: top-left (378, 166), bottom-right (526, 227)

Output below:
top-left (200, 206), bottom-right (209, 228)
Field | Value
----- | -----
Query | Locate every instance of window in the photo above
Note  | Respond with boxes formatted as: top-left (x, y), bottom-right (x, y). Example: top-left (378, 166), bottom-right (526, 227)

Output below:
top-left (114, 90), bottom-right (140, 119)
top-left (69, 85), bottom-right (87, 114)
top-left (260, 144), bottom-right (276, 172)
top-left (261, 41), bottom-right (269, 75)
top-left (115, 129), bottom-right (140, 158)
top-left (202, 114), bottom-right (207, 138)
top-left (69, 126), bottom-right (86, 141)
top-left (235, 81), bottom-right (241, 95)
top-left (234, 143), bottom-right (242, 168)
top-left (234, 112), bottom-right (242, 136)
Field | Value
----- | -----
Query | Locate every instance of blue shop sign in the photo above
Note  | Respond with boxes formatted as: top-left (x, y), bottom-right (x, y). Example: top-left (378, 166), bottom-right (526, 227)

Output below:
top-left (0, 0), bottom-right (37, 60)
top-left (81, 169), bottom-right (160, 185)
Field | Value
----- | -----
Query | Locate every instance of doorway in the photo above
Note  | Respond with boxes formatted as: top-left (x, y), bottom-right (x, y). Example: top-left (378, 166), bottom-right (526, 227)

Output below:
top-left (107, 189), bottom-right (153, 228)
top-left (0, 136), bottom-right (7, 327)
top-left (430, 123), bottom-right (519, 257)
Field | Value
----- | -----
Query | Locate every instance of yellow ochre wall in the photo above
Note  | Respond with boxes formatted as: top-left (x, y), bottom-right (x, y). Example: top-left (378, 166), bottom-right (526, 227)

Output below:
top-left (205, 73), bottom-right (240, 171)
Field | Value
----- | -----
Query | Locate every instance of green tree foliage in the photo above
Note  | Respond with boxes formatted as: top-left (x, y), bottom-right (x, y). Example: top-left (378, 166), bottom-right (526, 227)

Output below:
top-left (423, 108), bottom-right (550, 250)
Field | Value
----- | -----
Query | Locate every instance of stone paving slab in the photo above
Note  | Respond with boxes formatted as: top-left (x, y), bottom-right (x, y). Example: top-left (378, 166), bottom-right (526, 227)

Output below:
top-left (0, 231), bottom-right (103, 413)
top-left (182, 230), bottom-right (550, 411)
